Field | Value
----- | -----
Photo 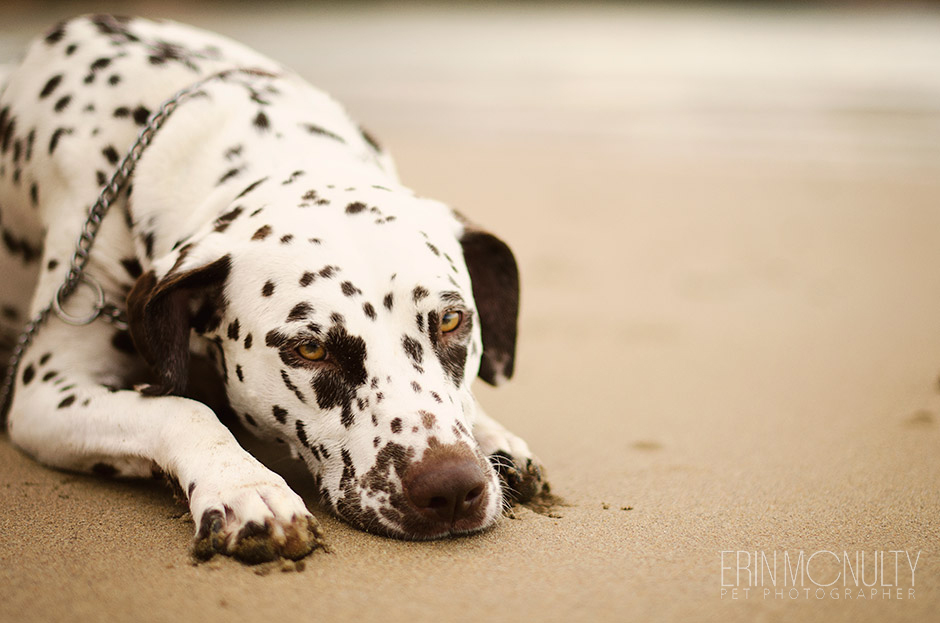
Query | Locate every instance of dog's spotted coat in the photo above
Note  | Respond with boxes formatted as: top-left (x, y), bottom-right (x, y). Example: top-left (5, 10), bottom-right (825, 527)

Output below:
top-left (0, 15), bottom-right (544, 562)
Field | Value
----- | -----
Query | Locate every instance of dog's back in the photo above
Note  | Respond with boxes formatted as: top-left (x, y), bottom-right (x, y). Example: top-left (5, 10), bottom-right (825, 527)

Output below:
top-left (0, 16), bottom-right (283, 342)
top-left (0, 56), bottom-right (38, 349)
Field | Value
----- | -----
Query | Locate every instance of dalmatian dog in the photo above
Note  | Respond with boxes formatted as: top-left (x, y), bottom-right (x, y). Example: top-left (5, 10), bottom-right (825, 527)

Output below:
top-left (0, 15), bottom-right (544, 563)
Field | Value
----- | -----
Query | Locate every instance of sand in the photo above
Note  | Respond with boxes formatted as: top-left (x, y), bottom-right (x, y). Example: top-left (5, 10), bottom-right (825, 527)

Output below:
top-left (1, 4), bottom-right (939, 622)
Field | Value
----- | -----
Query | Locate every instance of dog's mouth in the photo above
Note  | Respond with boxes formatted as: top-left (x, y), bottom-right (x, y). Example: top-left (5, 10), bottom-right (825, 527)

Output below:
top-left (323, 440), bottom-right (501, 540)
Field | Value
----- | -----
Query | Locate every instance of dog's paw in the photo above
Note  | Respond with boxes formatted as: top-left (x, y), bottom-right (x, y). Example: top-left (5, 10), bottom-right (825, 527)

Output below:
top-left (473, 414), bottom-right (546, 504)
top-left (488, 449), bottom-right (546, 504)
top-left (189, 479), bottom-right (326, 564)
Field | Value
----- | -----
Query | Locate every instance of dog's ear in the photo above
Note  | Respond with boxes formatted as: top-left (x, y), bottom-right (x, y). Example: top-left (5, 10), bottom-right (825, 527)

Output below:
top-left (127, 255), bottom-right (232, 396)
top-left (460, 229), bottom-right (520, 385)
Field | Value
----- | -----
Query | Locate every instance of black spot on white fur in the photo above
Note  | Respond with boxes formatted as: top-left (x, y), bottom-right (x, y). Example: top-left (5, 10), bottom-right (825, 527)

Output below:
top-left (287, 302), bottom-right (312, 322)
top-left (39, 74), bottom-right (63, 98)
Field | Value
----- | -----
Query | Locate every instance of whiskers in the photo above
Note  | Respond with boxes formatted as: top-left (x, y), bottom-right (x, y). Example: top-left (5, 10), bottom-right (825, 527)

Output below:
top-left (487, 452), bottom-right (521, 514)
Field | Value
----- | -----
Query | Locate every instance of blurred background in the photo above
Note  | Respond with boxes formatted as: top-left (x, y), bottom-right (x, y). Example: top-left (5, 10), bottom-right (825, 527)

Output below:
top-left (3, 2), bottom-right (938, 171)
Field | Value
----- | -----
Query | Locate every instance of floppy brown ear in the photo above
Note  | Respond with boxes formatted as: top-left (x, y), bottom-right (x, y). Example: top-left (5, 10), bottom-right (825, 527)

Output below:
top-left (126, 255), bottom-right (232, 396)
top-left (460, 230), bottom-right (519, 385)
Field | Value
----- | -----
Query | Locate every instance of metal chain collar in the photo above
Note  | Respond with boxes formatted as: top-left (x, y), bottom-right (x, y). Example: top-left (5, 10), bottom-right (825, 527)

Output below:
top-left (0, 67), bottom-right (276, 424)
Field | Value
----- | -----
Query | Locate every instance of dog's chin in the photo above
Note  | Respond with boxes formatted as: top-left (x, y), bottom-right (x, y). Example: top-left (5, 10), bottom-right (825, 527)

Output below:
top-left (351, 511), bottom-right (500, 542)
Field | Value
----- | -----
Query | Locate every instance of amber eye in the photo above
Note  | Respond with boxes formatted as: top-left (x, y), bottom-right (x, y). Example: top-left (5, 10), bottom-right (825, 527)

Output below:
top-left (440, 310), bottom-right (463, 333)
top-left (296, 342), bottom-right (327, 361)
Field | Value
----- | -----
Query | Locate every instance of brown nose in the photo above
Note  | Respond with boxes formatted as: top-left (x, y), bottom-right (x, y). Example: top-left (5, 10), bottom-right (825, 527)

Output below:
top-left (403, 453), bottom-right (487, 525)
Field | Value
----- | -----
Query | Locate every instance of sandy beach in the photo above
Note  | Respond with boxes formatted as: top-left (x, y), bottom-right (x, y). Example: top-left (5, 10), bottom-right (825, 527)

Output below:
top-left (1, 3), bottom-right (938, 622)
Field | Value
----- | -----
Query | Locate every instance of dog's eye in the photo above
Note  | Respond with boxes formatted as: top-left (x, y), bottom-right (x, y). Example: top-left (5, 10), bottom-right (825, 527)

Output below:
top-left (296, 342), bottom-right (327, 361)
top-left (440, 310), bottom-right (462, 333)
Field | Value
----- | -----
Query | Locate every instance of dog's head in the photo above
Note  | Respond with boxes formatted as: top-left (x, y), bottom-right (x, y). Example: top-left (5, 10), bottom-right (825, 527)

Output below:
top-left (127, 183), bottom-right (518, 539)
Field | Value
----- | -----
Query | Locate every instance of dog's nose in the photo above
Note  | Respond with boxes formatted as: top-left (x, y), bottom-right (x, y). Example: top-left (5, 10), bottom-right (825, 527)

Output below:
top-left (403, 453), bottom-right (487, 525)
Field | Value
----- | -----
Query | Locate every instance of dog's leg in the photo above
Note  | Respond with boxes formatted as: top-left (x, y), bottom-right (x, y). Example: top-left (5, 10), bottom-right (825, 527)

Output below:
top-left (472, 404), bottom-right (545, 504)
top-left (7, 317), bottom-right (323, 563)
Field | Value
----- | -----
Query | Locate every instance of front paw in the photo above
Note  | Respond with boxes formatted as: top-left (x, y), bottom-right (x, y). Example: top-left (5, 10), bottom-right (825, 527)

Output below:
top-left (190, 481), bottom-right (326, 564)
top-left (472, 413), bottom-right (547, 504)
top-left (488, 450), bottom-right (546, 504)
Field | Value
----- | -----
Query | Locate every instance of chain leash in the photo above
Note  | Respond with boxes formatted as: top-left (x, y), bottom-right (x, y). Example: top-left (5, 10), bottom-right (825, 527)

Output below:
top-left (0, 67), bottom-right (276, 425)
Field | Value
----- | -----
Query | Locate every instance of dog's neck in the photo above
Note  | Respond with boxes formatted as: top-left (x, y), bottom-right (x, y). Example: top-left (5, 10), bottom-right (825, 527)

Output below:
top-left (129, 75), bottom-right (397, 263)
